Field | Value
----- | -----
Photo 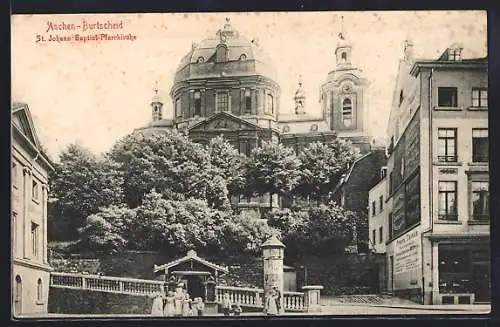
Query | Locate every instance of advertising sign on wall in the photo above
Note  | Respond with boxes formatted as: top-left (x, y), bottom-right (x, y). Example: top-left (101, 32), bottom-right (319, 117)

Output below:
top-left (393, 229), bottom-right (422, 290)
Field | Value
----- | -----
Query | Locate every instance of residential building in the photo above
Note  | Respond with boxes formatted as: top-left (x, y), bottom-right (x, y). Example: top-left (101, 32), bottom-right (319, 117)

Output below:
top-left (12, 103), bottom-right (54, 316)
top-left (380, 41), bottom-right (489, 304)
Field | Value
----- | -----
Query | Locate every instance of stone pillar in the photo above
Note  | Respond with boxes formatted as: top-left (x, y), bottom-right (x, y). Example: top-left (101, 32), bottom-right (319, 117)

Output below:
top-left (189, 90), bottom-right (195, 118)
top-left (42, 184), bottom-right (48, 264)
top-left (262, 235), bottom-right (285, 315)
top-left (22, 167), bottom-right (31, 259)
top-left (201, 89), bottom-right (206, 117)
top-left (252, 89), bottom-right (258, 115)
top-left (302, 285), bottom-right (323, 312)
top-left (227, 90), bottom-right (232, 113)
top-left (431, 242), bottom-right (440, 304)
top-left (240, 88), bottom-right (245, 115)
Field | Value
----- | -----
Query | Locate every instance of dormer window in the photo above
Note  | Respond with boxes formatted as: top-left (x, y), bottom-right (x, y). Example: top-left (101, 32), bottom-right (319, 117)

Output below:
top-left (216, 45), bottom-right (228, 62)
top-left (448, 48), bottom-right (462, 61)
top-left (197, 56), bottom-right (205, 64)
top-left (239, 54), bottom-right (247, 61)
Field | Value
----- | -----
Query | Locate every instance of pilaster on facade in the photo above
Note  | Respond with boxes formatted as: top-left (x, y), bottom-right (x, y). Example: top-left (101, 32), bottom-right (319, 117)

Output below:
top-left (22, 167), bottom-right (32, 259)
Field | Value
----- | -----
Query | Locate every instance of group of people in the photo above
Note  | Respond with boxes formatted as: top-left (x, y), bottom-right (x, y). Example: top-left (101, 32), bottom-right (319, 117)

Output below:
top-left (150, 283), bottom-right (205, 317)
top-left (221, 293), bottom-right (242, 316)
top-left (264, 286), bottom-right (282, 316)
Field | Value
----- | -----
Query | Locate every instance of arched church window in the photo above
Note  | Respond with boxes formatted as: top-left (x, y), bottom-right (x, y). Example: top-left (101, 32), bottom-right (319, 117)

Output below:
top-left (267, 94), bottom-right (274, 114)
top-left (197, 56), bottom-right (205, 64)
top-left (342, 98), bottom-right (353, 127)
top-left (175, 98), bottom-right (182, 118)
top-left (216, 45), bottom-right (228, 62)
top-left (244, 89), bottom-right (252, 114)
top-left (194, 91), bottom-right (201, 116)
top-left (341, 52), bottom-right (347, 63)
top-left (239, 54), bottom-right (247, 61)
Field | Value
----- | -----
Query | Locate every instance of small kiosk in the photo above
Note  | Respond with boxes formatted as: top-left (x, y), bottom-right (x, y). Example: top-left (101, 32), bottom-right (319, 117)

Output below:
top-left (154, 250), bottom-right (229, 314)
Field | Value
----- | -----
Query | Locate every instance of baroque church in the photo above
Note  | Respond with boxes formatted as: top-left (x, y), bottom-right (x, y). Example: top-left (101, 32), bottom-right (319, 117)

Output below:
top-left (135, 17), bottom-right (378, 214)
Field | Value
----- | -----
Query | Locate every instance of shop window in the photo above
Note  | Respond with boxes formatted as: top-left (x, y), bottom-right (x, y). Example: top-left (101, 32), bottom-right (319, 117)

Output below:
top-left (471, 181), bottom-right (489, 221)
top-left (472, 88), bottom-right (487, 108)
top-left (194, 91), bottom-right (201, 116)
top-left (438, 181), bottom-right (457, 221)
top-left (437, 128), bottom-right (457, 162)
top-left (438, 248), bottom-right (472, 294)
top-left (438, 87), bottom-right (458, 107)
top-left (472, 129), bottom-right (488, 163)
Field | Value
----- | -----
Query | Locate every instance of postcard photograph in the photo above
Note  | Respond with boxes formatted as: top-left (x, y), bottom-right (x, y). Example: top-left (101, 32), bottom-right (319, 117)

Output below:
top-left (10, 10), bottom-right (490, 318)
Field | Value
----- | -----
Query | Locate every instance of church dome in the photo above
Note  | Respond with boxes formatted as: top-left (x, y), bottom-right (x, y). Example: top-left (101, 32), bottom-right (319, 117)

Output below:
top-left (173, 18), bottom-right (278, 84)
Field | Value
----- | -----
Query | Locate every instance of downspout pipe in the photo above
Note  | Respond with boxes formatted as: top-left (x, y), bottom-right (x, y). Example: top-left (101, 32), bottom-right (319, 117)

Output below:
top-left (421, 68), bottom-right (435, 304)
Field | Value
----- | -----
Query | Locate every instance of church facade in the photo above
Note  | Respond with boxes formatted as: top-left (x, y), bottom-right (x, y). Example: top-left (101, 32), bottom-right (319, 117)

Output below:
top-left (135, 18), bottom-right (376, 212)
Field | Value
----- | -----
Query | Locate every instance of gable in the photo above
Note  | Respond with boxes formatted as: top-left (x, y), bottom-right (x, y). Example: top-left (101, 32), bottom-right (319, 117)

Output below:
top-left (12, 104), bottom-right (40, 148)
top-left (189, 112), bottom-right (262, 132)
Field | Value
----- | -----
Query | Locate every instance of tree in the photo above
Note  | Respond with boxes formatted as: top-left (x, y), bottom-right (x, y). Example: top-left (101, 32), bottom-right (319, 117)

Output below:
top-left (295, 139), bottom-right (360, 202)
top-left (266, 202), bottom-right (359, 260)
top-left (48, 143), bottom-right (124, 240)
top-left (244, 141), bottom-right (301, 206)
top-left (78, 205), bottom-right (135, 254)
top-left (108, 130), bottom-right (229, 210)
top-left (205, 136), bottom-right (247, 197)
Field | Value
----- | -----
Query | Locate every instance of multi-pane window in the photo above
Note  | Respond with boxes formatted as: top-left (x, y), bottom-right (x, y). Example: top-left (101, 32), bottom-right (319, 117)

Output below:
top-left (244, 89), bottom-right (252, 114)
top-left (379, 195), bottom-right (384, 213)
top-left (32, 180), bottom-right (39, 201)
top-left (472, 129), bottom-right (488, 163)
top-left (438, 87), bottom-right (458, 107)
top-left (31, 222), bottom-right (39, 257)
top-left (472, 88), bottom-right (488, 108)
top-left (438, 181), bottom-right (458, 221)
top-left (379, 226), bottom-right (383, 244)
top-left (471, 181), bottom-right (489, 221)
top-left (217, 92), bottom-right (229, 112)
top-left (175, 98), bottom-right (182, 117)
top-left (342, 98), bottom-right (353, 127)
top-left (371, 201), bottom-right (376, 216)
top-left (194, 91), bottom-right (201, 116)
top-left (437, 128), bottom-right (457, 162)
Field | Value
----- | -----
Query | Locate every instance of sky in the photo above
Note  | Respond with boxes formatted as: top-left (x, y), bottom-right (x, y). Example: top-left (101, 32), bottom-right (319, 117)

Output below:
top-left (11, 11), bottom-right (487, 160)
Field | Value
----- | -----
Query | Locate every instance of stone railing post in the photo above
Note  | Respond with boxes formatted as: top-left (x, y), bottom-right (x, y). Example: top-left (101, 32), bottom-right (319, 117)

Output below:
top-left (302, 285), bottom-right (323, 313)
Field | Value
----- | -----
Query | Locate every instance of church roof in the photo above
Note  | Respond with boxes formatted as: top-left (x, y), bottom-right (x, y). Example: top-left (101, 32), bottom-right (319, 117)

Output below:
top-left (173, 18), bottom-right (278, 84)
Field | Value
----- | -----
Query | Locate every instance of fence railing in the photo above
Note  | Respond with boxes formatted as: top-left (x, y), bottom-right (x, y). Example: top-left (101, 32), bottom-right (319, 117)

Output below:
top-left (215, 285), bottom-right (306, 312)
top-left (50, 272), bottom-right (307, 312)
top-left (50, 272), bottom-right (164, 296)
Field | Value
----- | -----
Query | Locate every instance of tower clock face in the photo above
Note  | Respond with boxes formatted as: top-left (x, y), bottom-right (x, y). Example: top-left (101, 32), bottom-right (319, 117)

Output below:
top-left (342, 83), bottom-right (353, 93)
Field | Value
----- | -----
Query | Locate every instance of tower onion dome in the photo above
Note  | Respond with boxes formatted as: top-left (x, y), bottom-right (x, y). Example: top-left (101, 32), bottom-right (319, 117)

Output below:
top-left (173, 18), bottom-right (278, 84)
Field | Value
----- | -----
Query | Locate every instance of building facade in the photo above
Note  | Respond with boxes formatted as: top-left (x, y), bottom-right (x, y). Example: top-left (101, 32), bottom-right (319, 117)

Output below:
top-left (380, 42), bottom-right (489, 304)
top-left (12, 103), bottom-right (54, 316)
top-left (135, 17), bottom-right (374, 213)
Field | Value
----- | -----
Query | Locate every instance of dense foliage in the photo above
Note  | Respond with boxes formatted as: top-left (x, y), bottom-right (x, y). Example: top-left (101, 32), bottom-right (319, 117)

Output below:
top-left (49, 130), bottom-right (361, 258)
